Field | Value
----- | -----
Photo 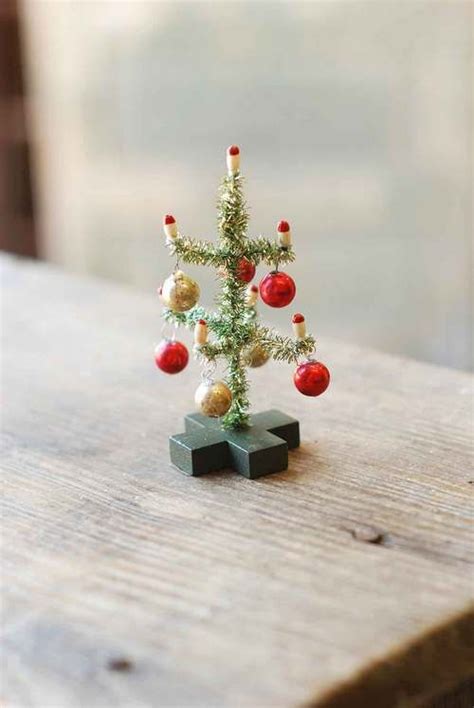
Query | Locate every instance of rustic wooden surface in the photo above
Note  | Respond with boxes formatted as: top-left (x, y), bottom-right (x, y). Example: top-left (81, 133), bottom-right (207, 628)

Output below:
top-left (1, 254), bottom-right (473, 708)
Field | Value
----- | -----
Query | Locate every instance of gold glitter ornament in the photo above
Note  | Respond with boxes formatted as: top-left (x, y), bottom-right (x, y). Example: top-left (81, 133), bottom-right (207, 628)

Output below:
top-left (195, 380), bottom-right (232, 418)
top-left (243, 344), bottom-right (270, 368)
top-left (161, 270), bottom-right (200, 312)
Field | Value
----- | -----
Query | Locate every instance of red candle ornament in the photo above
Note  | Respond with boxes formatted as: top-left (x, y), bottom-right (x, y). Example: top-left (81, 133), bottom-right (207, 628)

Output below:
top-left (294, 361), bottom-right (330, 397)
top-left (155, 340), bottom-right (189, 374)
top-left (236, 257), bottom-right (256, 283)
top-left (259, 271), bottom-right (296, 308)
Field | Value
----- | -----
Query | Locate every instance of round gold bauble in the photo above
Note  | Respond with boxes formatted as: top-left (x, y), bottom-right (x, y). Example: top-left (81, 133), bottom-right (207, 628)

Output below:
top-left (195, 380), bottom-right (232, 418)
top-left (243, 344), bottom-right (270, 368)
top-left (161, 270), bottom-right (200, 312)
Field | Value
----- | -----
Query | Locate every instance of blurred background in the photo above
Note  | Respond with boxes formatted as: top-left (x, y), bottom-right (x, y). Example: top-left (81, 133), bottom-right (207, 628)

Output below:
top-left (1, 0), bottom-right (472, 370)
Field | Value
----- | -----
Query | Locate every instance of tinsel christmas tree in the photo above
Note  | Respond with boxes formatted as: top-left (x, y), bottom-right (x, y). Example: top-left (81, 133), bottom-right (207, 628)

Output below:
top-left (156, 146), bottom-right (330, 477)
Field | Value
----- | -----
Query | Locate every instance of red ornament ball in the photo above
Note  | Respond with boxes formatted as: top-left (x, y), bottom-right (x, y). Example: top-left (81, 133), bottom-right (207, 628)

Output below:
top-left (259, 271), bottom-right (296, 308)
top-left (294, 361), bottom-right (330, 397)
top-left (236, 257), bottom-right (256, 283)
top-left (228, 145), bottom-right (240, 155)
top-left (154, 339), bottom-right (189, 374)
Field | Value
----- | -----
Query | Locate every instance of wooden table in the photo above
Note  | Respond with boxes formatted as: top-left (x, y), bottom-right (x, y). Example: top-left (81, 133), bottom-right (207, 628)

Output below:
top-left (1, 255), bottom-right (473, 707)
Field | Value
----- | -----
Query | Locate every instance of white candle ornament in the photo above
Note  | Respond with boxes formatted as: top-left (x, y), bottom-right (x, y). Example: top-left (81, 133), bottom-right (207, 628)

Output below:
top-left (245, 284), bottom-right (259, 307)
top-left (194, 319), bottom-right (208, 346)
top-left (277, 220), bottom-right (292, 248)
top-left (163, 214), bottom-right (178, 243)
top-left (292, 313), bottom-right (306, 339)
top-left (226, 145), bottom-right (240, 175)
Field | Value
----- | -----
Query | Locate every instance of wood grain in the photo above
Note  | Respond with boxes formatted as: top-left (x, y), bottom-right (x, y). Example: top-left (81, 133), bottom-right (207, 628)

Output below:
top-left (1, 254), bottom-right (473, 707)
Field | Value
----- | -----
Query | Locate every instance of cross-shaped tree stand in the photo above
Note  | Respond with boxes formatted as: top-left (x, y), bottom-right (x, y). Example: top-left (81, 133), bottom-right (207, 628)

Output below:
top-left (169, 410), bottom-right (300, 478)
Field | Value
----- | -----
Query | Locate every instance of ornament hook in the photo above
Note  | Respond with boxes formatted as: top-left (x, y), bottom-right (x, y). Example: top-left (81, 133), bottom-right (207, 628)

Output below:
top-left (160, 320), bottom-right (178, 341)
top-left (200, 359), bottom-right (217, 383)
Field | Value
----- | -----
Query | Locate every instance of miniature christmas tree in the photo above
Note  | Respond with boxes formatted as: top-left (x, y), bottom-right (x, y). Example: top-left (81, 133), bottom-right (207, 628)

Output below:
top-left (156, 146), bottom-right (330, 478)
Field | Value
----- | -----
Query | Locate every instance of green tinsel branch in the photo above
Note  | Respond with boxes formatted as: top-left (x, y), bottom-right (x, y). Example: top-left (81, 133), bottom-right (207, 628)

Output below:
top-left (171, 237), bottom-right (295, 269)
top-left (245, 239), bottom-right (296, 267)
top-left (257, 327), bottom-right (316, 363)
top-left (170, 237), bottom-right (222, 267)
top-left (163, 306), bottom-right (253, 343)
top-left (194, 343), bottom-right (224, 361)
top-left (163, 306), bottom-right (213, 328)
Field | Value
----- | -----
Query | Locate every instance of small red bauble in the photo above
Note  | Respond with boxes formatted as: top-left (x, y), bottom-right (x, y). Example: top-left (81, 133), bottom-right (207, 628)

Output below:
top-left (163, 214), bottom-right (176, 225)
top-left (154, 340), bottom-right (189, 374)
top-left (277, 220), bottom-right (290, 233)
top-left (259, 271), bottom-right (296, 308)
top-left (236, 257), bottom-right (256, 283)
top-left (228, 145), bottom-right (240, 155)
top-left (294, 361), bottom-right (330, 397)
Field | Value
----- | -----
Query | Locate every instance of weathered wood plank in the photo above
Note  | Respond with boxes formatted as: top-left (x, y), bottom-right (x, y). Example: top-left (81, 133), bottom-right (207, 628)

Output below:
top-left (1, 255), bottom-right (473, 707)
top-left (427, 678), bottom-right (474, 708)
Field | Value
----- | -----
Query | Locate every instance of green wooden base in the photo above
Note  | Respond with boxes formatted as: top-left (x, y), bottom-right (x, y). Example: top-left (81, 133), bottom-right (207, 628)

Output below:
top-left (169, 410), bottom-right (300, 479)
